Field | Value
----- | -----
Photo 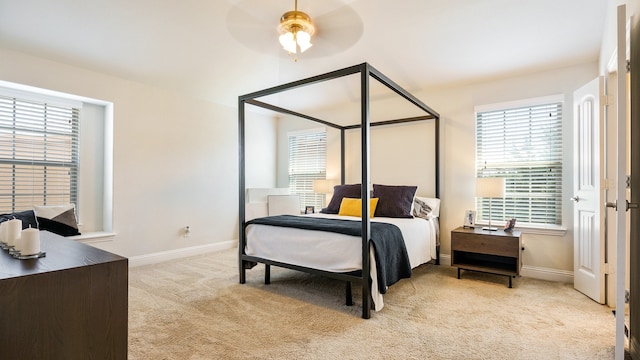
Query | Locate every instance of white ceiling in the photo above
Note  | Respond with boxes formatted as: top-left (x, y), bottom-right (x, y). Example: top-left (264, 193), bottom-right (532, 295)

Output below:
top-left (0, 0), bottom-right (607, 111)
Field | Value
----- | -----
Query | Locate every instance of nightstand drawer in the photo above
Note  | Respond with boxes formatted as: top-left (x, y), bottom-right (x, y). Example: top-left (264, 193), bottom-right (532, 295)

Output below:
top-left (451, 232), bottom-right (518, 257)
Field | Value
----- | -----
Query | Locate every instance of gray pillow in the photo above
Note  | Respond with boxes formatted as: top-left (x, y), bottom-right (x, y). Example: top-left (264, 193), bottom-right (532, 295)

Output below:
top-left (0, 210), bottom-right (38, 229)
top-left (412, 197), bottom-right (433, 219)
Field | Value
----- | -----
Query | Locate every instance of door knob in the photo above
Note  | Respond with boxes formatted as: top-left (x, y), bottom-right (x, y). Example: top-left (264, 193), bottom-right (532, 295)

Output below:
top-left (570, 196), bottom-right (580, 202)
top-left (605, 201), bottom-right (617, 210)
top-left (626, 200), bottom-right (639, 211)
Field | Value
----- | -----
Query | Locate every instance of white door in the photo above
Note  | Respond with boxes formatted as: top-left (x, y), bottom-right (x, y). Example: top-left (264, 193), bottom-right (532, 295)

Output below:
top-left (573, 77), bottom-right (605, 304)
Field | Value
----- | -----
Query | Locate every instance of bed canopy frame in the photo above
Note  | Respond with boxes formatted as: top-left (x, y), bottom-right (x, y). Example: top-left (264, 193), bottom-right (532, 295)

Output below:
top-left (238, 62), bottom-right (440, 319)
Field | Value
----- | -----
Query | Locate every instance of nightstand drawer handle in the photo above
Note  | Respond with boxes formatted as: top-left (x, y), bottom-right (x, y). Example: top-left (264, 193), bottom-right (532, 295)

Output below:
top-left (570, 196), bottom-right (580, 202)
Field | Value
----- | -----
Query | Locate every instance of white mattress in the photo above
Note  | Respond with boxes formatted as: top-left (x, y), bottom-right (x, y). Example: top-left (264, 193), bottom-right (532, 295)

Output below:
top-left (245, 213), bottom-right (438, 310)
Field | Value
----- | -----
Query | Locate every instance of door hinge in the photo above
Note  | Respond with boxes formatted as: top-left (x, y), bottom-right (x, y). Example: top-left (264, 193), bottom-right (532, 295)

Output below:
top-left (627, 60), bottom-right (631, 73)
top-left (604, 263), bottom-right (610, 274)
top-left (601, 95), bottom-right (609, 106)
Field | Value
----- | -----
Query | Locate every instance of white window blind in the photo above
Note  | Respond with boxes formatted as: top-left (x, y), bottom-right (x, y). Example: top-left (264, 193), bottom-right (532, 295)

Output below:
top-left (476, 100), bottom-right (563, 226)
top-left (0, 93), bottom-right (80, 213)
top-left (288, 129), bottom-right (326, 211)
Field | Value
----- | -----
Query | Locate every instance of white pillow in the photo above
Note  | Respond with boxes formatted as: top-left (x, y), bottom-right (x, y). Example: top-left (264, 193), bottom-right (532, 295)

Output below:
top-left (33, 203), bottom-right (80, 236)
top-left (415, 196), bottom-right (440, 218)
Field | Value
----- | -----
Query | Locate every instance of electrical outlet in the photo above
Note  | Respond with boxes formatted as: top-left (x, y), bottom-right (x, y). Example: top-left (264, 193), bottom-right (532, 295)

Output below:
top-left (184, 226), bottom-right (191, 238)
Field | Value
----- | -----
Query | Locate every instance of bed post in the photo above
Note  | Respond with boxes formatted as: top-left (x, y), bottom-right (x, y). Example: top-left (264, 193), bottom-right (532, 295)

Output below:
top-left (360, 63), bottom-right (372, 319)
top-left (435, 115), bottom-right (440, 199)
top-left (340, 129), bottom-right (346, 185)
top-left (345, 282), bottom-right (353, 306)
top-left (238, 96), bottom-right (247, 284)
top-left (435, 115), bottom-right (441, 265)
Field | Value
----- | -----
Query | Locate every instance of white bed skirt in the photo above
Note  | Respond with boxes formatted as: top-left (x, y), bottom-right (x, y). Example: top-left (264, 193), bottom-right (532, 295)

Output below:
top-left (245, 213), bottom-right (438, 311)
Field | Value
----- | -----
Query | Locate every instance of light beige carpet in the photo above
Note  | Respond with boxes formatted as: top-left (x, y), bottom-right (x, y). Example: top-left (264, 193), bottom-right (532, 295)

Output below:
top-left (129, 248), bottom-right (616, 359)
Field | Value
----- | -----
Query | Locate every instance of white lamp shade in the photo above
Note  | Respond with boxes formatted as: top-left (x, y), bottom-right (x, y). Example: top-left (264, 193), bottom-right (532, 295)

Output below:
top-left (476, 177), bottom-right (505, 198)
top-left (296, 31), bottom-right (312, 52)
top-left (279, 32), bottom-right (297, 53)
top-left (312, 179), bottom-right (338, 194)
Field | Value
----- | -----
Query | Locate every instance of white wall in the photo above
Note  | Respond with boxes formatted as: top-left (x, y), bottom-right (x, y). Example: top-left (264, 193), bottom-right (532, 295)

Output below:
top-left (0, 47), bottom-right (270, 258)
top-left (77, 102), bottom-right (106, 232)
top-left (341, 122), bottom-right (437, 196)
top-left (245, 113), bottom-right (278, 189)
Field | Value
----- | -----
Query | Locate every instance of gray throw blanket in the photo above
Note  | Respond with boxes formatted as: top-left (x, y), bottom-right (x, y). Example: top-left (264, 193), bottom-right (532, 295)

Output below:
top-left (246, 215), bottom-right (412, 294)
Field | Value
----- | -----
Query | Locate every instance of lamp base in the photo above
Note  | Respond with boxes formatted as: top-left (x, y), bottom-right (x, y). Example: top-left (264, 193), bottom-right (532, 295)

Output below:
top-left (482, 226), bottom-right (499, 231)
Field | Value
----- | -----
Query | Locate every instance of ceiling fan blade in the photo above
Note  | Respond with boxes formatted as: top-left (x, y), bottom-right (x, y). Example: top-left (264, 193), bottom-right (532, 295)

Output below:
top-left (226, 0), bottom-right (284, 54)
top-left (308, 4), bottom-right (363, 57)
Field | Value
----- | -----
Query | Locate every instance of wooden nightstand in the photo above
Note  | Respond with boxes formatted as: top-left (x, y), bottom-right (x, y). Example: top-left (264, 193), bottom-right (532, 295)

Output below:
top-left (451, 226), bottom-right (522, 288)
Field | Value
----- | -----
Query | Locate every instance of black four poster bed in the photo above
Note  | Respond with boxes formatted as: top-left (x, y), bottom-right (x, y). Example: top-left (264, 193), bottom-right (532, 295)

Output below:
top-left (238, 63), bottom-right (440, 319)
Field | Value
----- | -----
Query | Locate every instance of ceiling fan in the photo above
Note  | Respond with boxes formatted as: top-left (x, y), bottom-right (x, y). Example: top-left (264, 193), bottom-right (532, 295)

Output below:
top-left (226, 0), bottom-right (363, 59)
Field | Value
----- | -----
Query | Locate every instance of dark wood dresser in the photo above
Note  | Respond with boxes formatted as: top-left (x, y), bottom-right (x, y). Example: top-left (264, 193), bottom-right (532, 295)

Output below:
top-left (0, 231), bottom-right (128, 359)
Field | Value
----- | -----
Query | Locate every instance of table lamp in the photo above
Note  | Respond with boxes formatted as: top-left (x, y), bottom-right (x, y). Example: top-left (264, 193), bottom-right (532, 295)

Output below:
top-left (476, 177), bottom-right (505, 231)
top-left (312, 179), bottom-right (338, 206)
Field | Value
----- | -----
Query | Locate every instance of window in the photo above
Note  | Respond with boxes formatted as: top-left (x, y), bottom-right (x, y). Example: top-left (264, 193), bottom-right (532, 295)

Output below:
top-left (288, 128), bottom-right (326, 211)
top-left (0, 81), bottom-right (113, 236)
top-left (0, 91), bottom-right (80, 213)
top-left (475, 96), bottom-right (563, 227)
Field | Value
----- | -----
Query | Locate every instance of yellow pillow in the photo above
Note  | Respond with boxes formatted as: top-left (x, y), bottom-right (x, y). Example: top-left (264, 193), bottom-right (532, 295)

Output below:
top-left (338, 198), bottom-right (379, 218)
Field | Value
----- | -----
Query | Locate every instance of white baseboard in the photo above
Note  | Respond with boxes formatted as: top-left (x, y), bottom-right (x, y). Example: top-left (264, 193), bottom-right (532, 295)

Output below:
top-left (439, 254), bottom-right (573, 283)
top-left (520, 265), bottom-right (573, 283)
top-left (73, 231), bottom-right (117, 244)
top-left (128, 240), bottom-right (237, 267)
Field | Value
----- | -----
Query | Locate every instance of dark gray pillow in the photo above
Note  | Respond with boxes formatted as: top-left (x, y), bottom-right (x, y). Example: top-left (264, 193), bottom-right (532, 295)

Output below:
top-left (373, 184), bottom-right (417, 218)
top-left (0, 210), bottom-right (38, 229)
top-left (320, 184), bottom-right (362, 214)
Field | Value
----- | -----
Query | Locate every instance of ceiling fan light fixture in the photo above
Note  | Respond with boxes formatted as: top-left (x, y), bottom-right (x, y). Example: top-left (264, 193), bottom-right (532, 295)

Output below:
top-left (296, 30), bottom-right (312, 52)
top-left (278, 1), bottom-right (315, 56)
top-left (279, 32), bottom-right (297, 53)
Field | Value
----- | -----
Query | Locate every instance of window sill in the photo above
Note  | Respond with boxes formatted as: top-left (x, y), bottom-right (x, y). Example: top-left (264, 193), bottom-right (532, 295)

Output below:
top-left (475, 223), bottom-right (567, 237)
top-left (69, 231), bottom-right (116, 244)
top-left (515, 225), bottom-right (567, 237)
